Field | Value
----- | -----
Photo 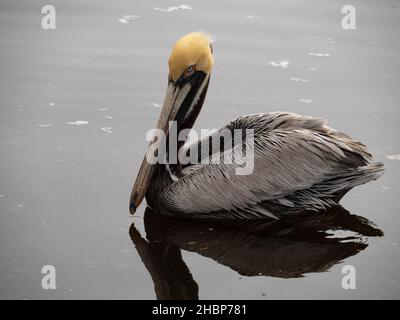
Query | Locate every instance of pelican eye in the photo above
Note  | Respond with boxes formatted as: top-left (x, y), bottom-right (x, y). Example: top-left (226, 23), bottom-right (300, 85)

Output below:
top-left (183, 65), bottom-right (195, 78)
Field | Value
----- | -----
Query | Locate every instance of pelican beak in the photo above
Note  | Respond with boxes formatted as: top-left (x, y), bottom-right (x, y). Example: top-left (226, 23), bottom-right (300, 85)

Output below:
top-left (129, 74), bottom-right (209, 214)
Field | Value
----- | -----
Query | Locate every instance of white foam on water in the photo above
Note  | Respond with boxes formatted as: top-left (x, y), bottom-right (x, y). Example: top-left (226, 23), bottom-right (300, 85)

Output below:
top-left (148, 102), bottom-right (161, 109)
top-left (246, 15), bottom-right (259, 20)
top-left (36, 124), bottom-right (53, 128)
top-left (269, 60), bottom-right (289, 68)
top-left (289, 77), bottom-right (310, 83)
top-left (101, 127), bottom-right (112, 134)
top-left (386, 154), bottom-right (400, 161)
top-left (309, 52), bottom-right (330, 57)
top-left (67, 120), bottom-right (89, 126)
top-left (178, 4), bottom-right (192, 10)
top-left (118, 15), bottom-right (139, 24)
top-left (299, 98), bottom-right (314, 104)
top-left (154, 5), bottom-right (192, 12)
top-left (104, 115), bottom-right (113, 120)
top-left (98, 107), bottom-right (108, 112)
top-left (49, 102), bottom-right (55, 106)
top-left (309, 67), bottom-right (317, 71)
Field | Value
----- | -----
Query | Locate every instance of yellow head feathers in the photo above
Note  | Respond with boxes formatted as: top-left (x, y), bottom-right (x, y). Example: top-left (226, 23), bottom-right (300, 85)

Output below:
top-left (168, 32), bottom-right (214, 82)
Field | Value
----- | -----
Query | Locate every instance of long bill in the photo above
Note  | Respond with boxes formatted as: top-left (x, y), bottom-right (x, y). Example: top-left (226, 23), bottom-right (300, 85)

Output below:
top-left (129, 81), bottom-right (193, 214)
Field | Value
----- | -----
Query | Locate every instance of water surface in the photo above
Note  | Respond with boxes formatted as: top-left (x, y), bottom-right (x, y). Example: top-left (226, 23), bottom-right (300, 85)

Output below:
top-left (0, 0), bottom-right (399, 299)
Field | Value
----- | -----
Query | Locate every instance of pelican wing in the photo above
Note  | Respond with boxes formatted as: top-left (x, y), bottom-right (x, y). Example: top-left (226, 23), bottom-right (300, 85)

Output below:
top-left (161, 112), bottom-right (383, 218)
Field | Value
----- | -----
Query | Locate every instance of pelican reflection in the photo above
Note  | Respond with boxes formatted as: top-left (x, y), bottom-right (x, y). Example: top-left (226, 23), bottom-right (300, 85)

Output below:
top-left (129, 206), bottom-right (382, 299)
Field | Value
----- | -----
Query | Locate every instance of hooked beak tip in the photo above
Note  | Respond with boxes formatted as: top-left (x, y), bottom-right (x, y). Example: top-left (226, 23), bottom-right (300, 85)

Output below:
top-left (129, 202), bottom-right (136, 215)
top-left (129, 191), bottom-right (140, 215)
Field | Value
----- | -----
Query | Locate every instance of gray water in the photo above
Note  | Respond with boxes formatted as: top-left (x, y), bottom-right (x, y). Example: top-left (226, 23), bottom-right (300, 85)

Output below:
top-left (0, 0), bottom-right (399, 299)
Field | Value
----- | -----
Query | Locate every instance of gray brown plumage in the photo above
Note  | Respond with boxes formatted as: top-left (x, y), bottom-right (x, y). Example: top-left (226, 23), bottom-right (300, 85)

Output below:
top-left (147, 112), bottom-right (384, 219)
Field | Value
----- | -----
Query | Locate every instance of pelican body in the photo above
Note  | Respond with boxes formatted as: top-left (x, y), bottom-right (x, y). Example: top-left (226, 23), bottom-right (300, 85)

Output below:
top-left (130, 32), bottom-right (384, 219)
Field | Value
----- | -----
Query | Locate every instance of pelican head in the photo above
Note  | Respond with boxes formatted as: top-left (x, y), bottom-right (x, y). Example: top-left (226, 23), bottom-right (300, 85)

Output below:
top-left (130, 32), bottom-right (214, 214)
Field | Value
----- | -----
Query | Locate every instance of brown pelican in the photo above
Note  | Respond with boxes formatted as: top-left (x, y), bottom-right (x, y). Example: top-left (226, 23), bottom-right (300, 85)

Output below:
top-left (129, 32), bottom-right (384, 219)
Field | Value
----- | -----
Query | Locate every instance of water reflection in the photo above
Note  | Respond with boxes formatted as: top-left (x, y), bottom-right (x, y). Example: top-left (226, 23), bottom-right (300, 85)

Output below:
top-left (129, 206), bottom-right (383, 300)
